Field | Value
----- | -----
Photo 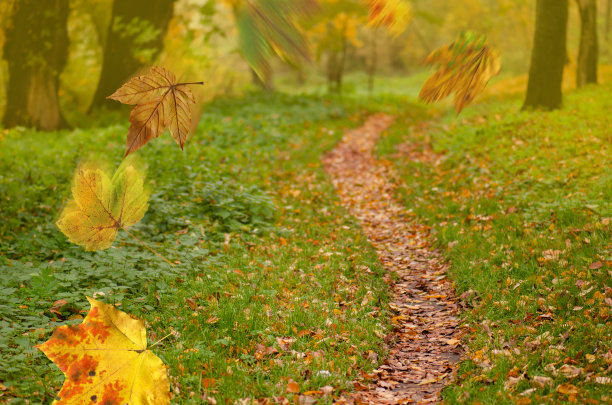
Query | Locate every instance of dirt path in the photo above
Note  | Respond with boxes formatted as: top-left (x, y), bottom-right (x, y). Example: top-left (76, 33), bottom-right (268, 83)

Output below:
top-left (323, 115), bottom-right (462, 404)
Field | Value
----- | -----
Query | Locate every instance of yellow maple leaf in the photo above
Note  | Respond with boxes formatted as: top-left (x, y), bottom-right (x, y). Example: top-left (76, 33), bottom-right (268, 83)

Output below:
top-left (57, 160), bottom-right (149, 251)
top-left (36, 297), bottom-right (170, 405)
top-left (419, 32), bottom-right (501, 113)
top-left (107, 66), bottom-right (203, 157)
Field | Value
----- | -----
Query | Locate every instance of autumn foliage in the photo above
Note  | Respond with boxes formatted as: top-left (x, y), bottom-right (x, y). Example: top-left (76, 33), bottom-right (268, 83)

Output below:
top-left (419, 32), bottom-right (501, 113)
top-left (108, 66), bottom-right (202, 156)
top-left (57, 160), bottom-right (149, 251)
top-left (36, 298), bottom-right (170, 405)
top-left (364, 0), bottom-right (411, 36)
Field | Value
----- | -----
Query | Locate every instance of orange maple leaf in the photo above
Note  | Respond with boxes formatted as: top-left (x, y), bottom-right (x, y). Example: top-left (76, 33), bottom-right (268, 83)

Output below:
top-left (108, 66), bottom-right (203, 157)
top-left (36, 297), bottom-right (170, 404)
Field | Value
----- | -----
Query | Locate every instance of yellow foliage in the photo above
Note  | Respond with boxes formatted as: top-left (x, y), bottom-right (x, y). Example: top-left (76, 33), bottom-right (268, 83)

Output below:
top-left (364, 0), bottom-right (411, 36)
top-left (36, 297), bottom-right (169, 404)
top-left (57, 160), bottom-right (149, 251)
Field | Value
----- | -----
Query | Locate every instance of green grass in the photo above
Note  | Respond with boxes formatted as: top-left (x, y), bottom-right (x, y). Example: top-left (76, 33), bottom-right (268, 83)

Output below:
top-left (0, 93), bottom-right (405, 403)
top-left (379, 84), bottom-right (611, 404)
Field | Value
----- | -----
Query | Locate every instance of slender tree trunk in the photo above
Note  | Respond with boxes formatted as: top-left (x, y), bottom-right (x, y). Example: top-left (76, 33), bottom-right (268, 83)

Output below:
top-left (335, 18), bottom-right (349, 94)
top-left (90, 0), bottom-right (176, 111)
top-left (326, 51), bottom-right (339, 93)
top-left (523, 0), bottom-right (568, 111)
top-left (606, 0), bottom-right (611, 42)
top-left (2, 0), bottom-right (69, 130)
top-left (576, 0), bottom-right (598, 87)
top-left (368, 28), bottom-right (378, 94)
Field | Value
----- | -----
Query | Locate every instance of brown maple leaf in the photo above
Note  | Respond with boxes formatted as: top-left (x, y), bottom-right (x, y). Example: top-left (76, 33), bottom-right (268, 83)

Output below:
top-left (108, 66), bottom-right (203, 156)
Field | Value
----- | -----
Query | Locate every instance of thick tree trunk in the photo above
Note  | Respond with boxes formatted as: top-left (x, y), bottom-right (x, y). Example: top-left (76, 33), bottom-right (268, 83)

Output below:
top-left (2, 0), bottom-right (69, 130)
top-left (523, 0), bottom-right (568, 111)
top-left (576, 0), bottom-right (598, 87)
top-left (90, 0), bottom-right (176, 111)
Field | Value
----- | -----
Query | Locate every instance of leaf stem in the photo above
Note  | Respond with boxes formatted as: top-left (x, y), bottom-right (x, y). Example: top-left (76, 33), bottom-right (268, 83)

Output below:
top-left (149, 333), bottom-right (174, 349)
top-left (177, 81), bottom-right (205, 86)
top-left (122, 228), bottom-right (175, 267)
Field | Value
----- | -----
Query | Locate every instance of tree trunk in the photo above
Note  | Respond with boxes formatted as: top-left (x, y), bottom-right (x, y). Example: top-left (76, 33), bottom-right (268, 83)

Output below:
top-left (576, 0), bottom-right (598, 87)
top-left (2, 0), bottom-right (69, 130)
top-left (606, 0), bottom-right (611, 42)
top-left (90, 0), bottom-right (176, 111)
top-left (368, 28), bottom-right (378, 94)
top-left (523, 0), bottom-right (568, 111)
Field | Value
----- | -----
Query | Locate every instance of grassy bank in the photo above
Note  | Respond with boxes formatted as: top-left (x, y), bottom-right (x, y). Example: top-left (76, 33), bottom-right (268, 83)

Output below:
top-left (379, 84), bottom-right (611, 404)
top-left (0, 93), bottom-right (401, 403)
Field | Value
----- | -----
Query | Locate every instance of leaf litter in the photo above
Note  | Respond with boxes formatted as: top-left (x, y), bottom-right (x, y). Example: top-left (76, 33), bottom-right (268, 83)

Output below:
top-left (323, 115), bottom-right (462, 404)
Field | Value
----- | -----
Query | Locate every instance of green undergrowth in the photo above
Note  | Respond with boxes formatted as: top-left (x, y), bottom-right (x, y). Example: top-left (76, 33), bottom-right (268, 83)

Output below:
top-left (379, 84), bottom-right (611, 404)
top-left (0, 93), bottom-right (406, 403)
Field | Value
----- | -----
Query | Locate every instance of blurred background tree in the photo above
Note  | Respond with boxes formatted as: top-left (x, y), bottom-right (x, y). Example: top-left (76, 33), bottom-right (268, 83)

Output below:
top-left (90, 0), bottom-right (177, 110)
top-left (2, 0), bottom-right (612, 129)
top-left (576, 0), bottom-right (598, 87)
top-left (223, 0), bottom-right (318, 92)
top-left (524, 0), bottom-right (569, 111)
top-left (3, 0), bottom-right (69, 130)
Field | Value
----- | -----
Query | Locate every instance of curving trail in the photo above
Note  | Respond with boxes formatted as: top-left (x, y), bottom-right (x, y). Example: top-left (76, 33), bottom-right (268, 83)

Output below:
top-left (323, 115), bottom-right (462, 404)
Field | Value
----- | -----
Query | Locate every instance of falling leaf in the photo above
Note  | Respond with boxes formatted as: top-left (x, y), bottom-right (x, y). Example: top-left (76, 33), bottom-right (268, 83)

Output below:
top-left (227, 0), bottom-right (318, 81)
top-left (108, 66), bottom-right (203, 156)
top-left (363, 0), bottom-right (412, 36)
top-left (419, 31), bottom-right (501, 113)
top-left (57, 160), bottom-right (149, 251)
top-left (36, 297), bottom-right (170, 404)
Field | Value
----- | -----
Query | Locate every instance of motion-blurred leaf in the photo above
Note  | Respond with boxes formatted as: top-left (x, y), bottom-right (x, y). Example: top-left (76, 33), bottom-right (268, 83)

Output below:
top-left (36, 297), bottom-right (169, 404)
top-left (57, 160), bottom-right (149, 251)
top-left (108, 66), bottom-right (202, 156)
top-left (364, 0), bottom-right (412, 36)
top-left (226, 0), bottom-right (319, 79)
top-left (419, 32), bottom-right (501, 113)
